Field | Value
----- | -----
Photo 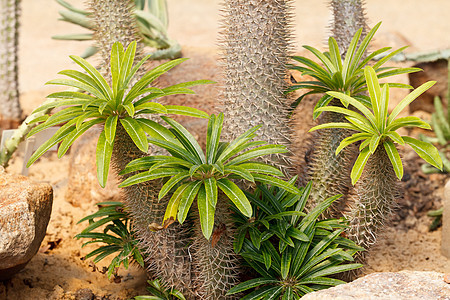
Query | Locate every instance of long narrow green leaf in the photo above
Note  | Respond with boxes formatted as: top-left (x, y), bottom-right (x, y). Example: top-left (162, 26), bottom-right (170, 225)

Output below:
top-left (204, 177), bottom-right (218, 207)
top-left (165, 105), bottom-right (209, 119)
top-left (105, 115), bottom-right (118, 144)
top-left (206, 113), bottom-right (223, 163)
top-left (119, 168), bottom-right (182, 187)
top-left (303, 45), bottom-right (336, 73)
top-left (135, 118), bottom-right (179, 144)
top-left (118, 41), bottom-right (137, 90)
top-left (96, 130), bottom-right (114, 188)
top-left (383, 141), bottom-right (403, 179)
top-left (177, 180), bottom-right (202, 223)
top-left (110, 42), bottom-right (123, 95)
top-left (403, 136), bottom-right (443, 170)
top-left (327, 91), bottom-right (376, 127)
top-left (163, 183), bottom-right (190, 223)
top-left (27, 122), bottom-right (76, 167)
top-left (58, 118), bottom-right (103, 158)
top-left (365, 66), bottom-right (381, 123)
top-left (46, 78), bottom-right (105, 99)
top-left (336, 133), bottom-right (371, 155)
top-left (328, 37), bottom-right (342, 72)
top-left (351, 146), bottom-right (371, 185)
top-left (227, 145), bottom-right (287, 166)
top-left (217, 178), bottom-right (252, 217)
top-left (388, 81), bottom-right (436, 123)
top-left (238, 162), bottom-right (284, 177)
top-left (70, 55), bottom-right (112, 99)
top-left (227, 278), bottom-right (278, 295)
top-left (197, 185), bottom-right (215, 239)
top-left (341, 28), bottom-right (362, 82)
top-left (158, 172), bottom-right (190, 200)
top-left (120, 117), bottom-right (149, 153)
top-left (162, 116), bottom-right (205, 164)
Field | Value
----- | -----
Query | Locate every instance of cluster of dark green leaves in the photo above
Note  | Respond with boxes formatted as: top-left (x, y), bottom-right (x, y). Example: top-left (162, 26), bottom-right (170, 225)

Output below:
top-left (26, 41), bottom-right (210, 187)
top-left (119, 112), bottom-right (299, 239)
top-left (310, 66), bottom-right (442, 184)
top-left (75, 201), bottom-right (144, 279)
top-left (53, 0), bottom-right (181, 59)
top-left (289, 22), bottom-right (418, 118)
top-left (228, 181), bottom-right (363, 299)
top-left (134, 279), bottom-right (186, 300)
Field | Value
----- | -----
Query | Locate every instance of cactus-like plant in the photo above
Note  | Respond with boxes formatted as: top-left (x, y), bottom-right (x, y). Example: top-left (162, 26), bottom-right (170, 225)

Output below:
top-left (330, 0), bottom-right (368, 57)
top-left (26, 41), bottom-right (212, 297)
top-left (310, 66), bottom-right (442, 252)
top-left (290, 23), bottom-right (419, 216)
top-left (119, 113), bottom-right (300, 299)
top-left (86, 0), bottom-right (188, 293)
top-left (0, 0), bottom-right (22, 126)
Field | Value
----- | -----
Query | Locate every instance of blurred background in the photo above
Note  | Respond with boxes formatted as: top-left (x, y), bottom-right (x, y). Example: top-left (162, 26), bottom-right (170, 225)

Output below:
top-left (20, 0), bottom-right (450, 94)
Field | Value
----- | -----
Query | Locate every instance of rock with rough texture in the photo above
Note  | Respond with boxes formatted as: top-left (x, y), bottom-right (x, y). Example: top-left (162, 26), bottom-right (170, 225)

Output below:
top-left (0, 168), bottom-right (53, 280)
top-left (302, 271), bottom-right (450, 300)
top-left (443, 179), bottom-right (450, 258)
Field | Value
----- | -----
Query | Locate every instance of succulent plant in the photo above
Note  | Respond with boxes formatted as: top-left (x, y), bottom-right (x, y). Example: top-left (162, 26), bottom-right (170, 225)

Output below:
top-left (75, 201), bottom-right (144, 279)
top-left (0, 0), bottom-right (22, 124)
top-left (120, 113), bottom-right (297, 238)
top-left (26, 41), bottom-right (212, 297)
top-left (228, 181), bottom-right (363, 299)
top-left (290, 23), bottom-right (419, 216)
top-left (135, 278), bottom-right (187, 300)
top-left (53, 0), bottom-right (181, 60)
top-left (119, 112), bottom-right (300, 299)
top-left (310, 66), bottom-right (442, 253)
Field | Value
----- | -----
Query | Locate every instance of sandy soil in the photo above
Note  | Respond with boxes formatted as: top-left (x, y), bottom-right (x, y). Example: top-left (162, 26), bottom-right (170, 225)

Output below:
top-left (1, 0), bottom-right (450, 299)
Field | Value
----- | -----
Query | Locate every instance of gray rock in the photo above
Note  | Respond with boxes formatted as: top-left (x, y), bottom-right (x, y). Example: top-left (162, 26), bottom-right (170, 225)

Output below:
top-left (0, 168), bottom-right (53, 280)
top-left (302, 271), bottom-right (450, 300)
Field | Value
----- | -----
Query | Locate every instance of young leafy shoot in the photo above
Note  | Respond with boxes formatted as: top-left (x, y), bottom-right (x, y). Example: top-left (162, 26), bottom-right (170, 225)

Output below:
top-left (228, 181), bottom-right (363, 299)
top-left (119, 113), bottom-right (300, 239)
top-left (26, 41), bottom-right (212, 187)
top-left (289, 22), bottom-right (419, 117)
top-left (75, 201), bottom-right (144, 279)
top-left (310, 66), bottom-right (442, 184)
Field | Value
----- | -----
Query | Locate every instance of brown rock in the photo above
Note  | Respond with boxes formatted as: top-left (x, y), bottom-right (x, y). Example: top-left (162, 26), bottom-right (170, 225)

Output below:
top-left (302, 271), bottom-right (450, 300)
top-left (0, 168), bottom-right (53, 280)
top-left (409, 59), bottom-right (448, 114)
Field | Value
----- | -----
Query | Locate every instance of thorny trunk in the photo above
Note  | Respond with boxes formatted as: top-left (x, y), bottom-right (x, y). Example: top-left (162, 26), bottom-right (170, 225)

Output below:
top-left (0, 0), bottom-right (22, 127)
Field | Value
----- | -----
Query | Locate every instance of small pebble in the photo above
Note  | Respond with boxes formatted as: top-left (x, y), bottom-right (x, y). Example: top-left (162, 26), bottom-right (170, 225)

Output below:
top-left (444, 274), bottom-right (450, 284)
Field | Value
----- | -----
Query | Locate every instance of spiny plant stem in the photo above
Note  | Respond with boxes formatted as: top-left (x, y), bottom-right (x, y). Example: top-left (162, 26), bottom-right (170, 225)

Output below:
top-left (89, 0), bottom-right (193, 295)
top-left (307, 100), bottom-right (355, 216)
top-left (345, 146), bottom-right (399, 263)
top-left (330, 0), bottom-right (368, 57)
top-left (0, 0), bottom-right (22, 124)
top-left (112, 124), bottom-right (194, 297)
top-left (192, 197), bottom-right (240, 300)
top-left (221, 0), bottom-right (293, 176)
top-left (307, 0), bottom-right (368, 215)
